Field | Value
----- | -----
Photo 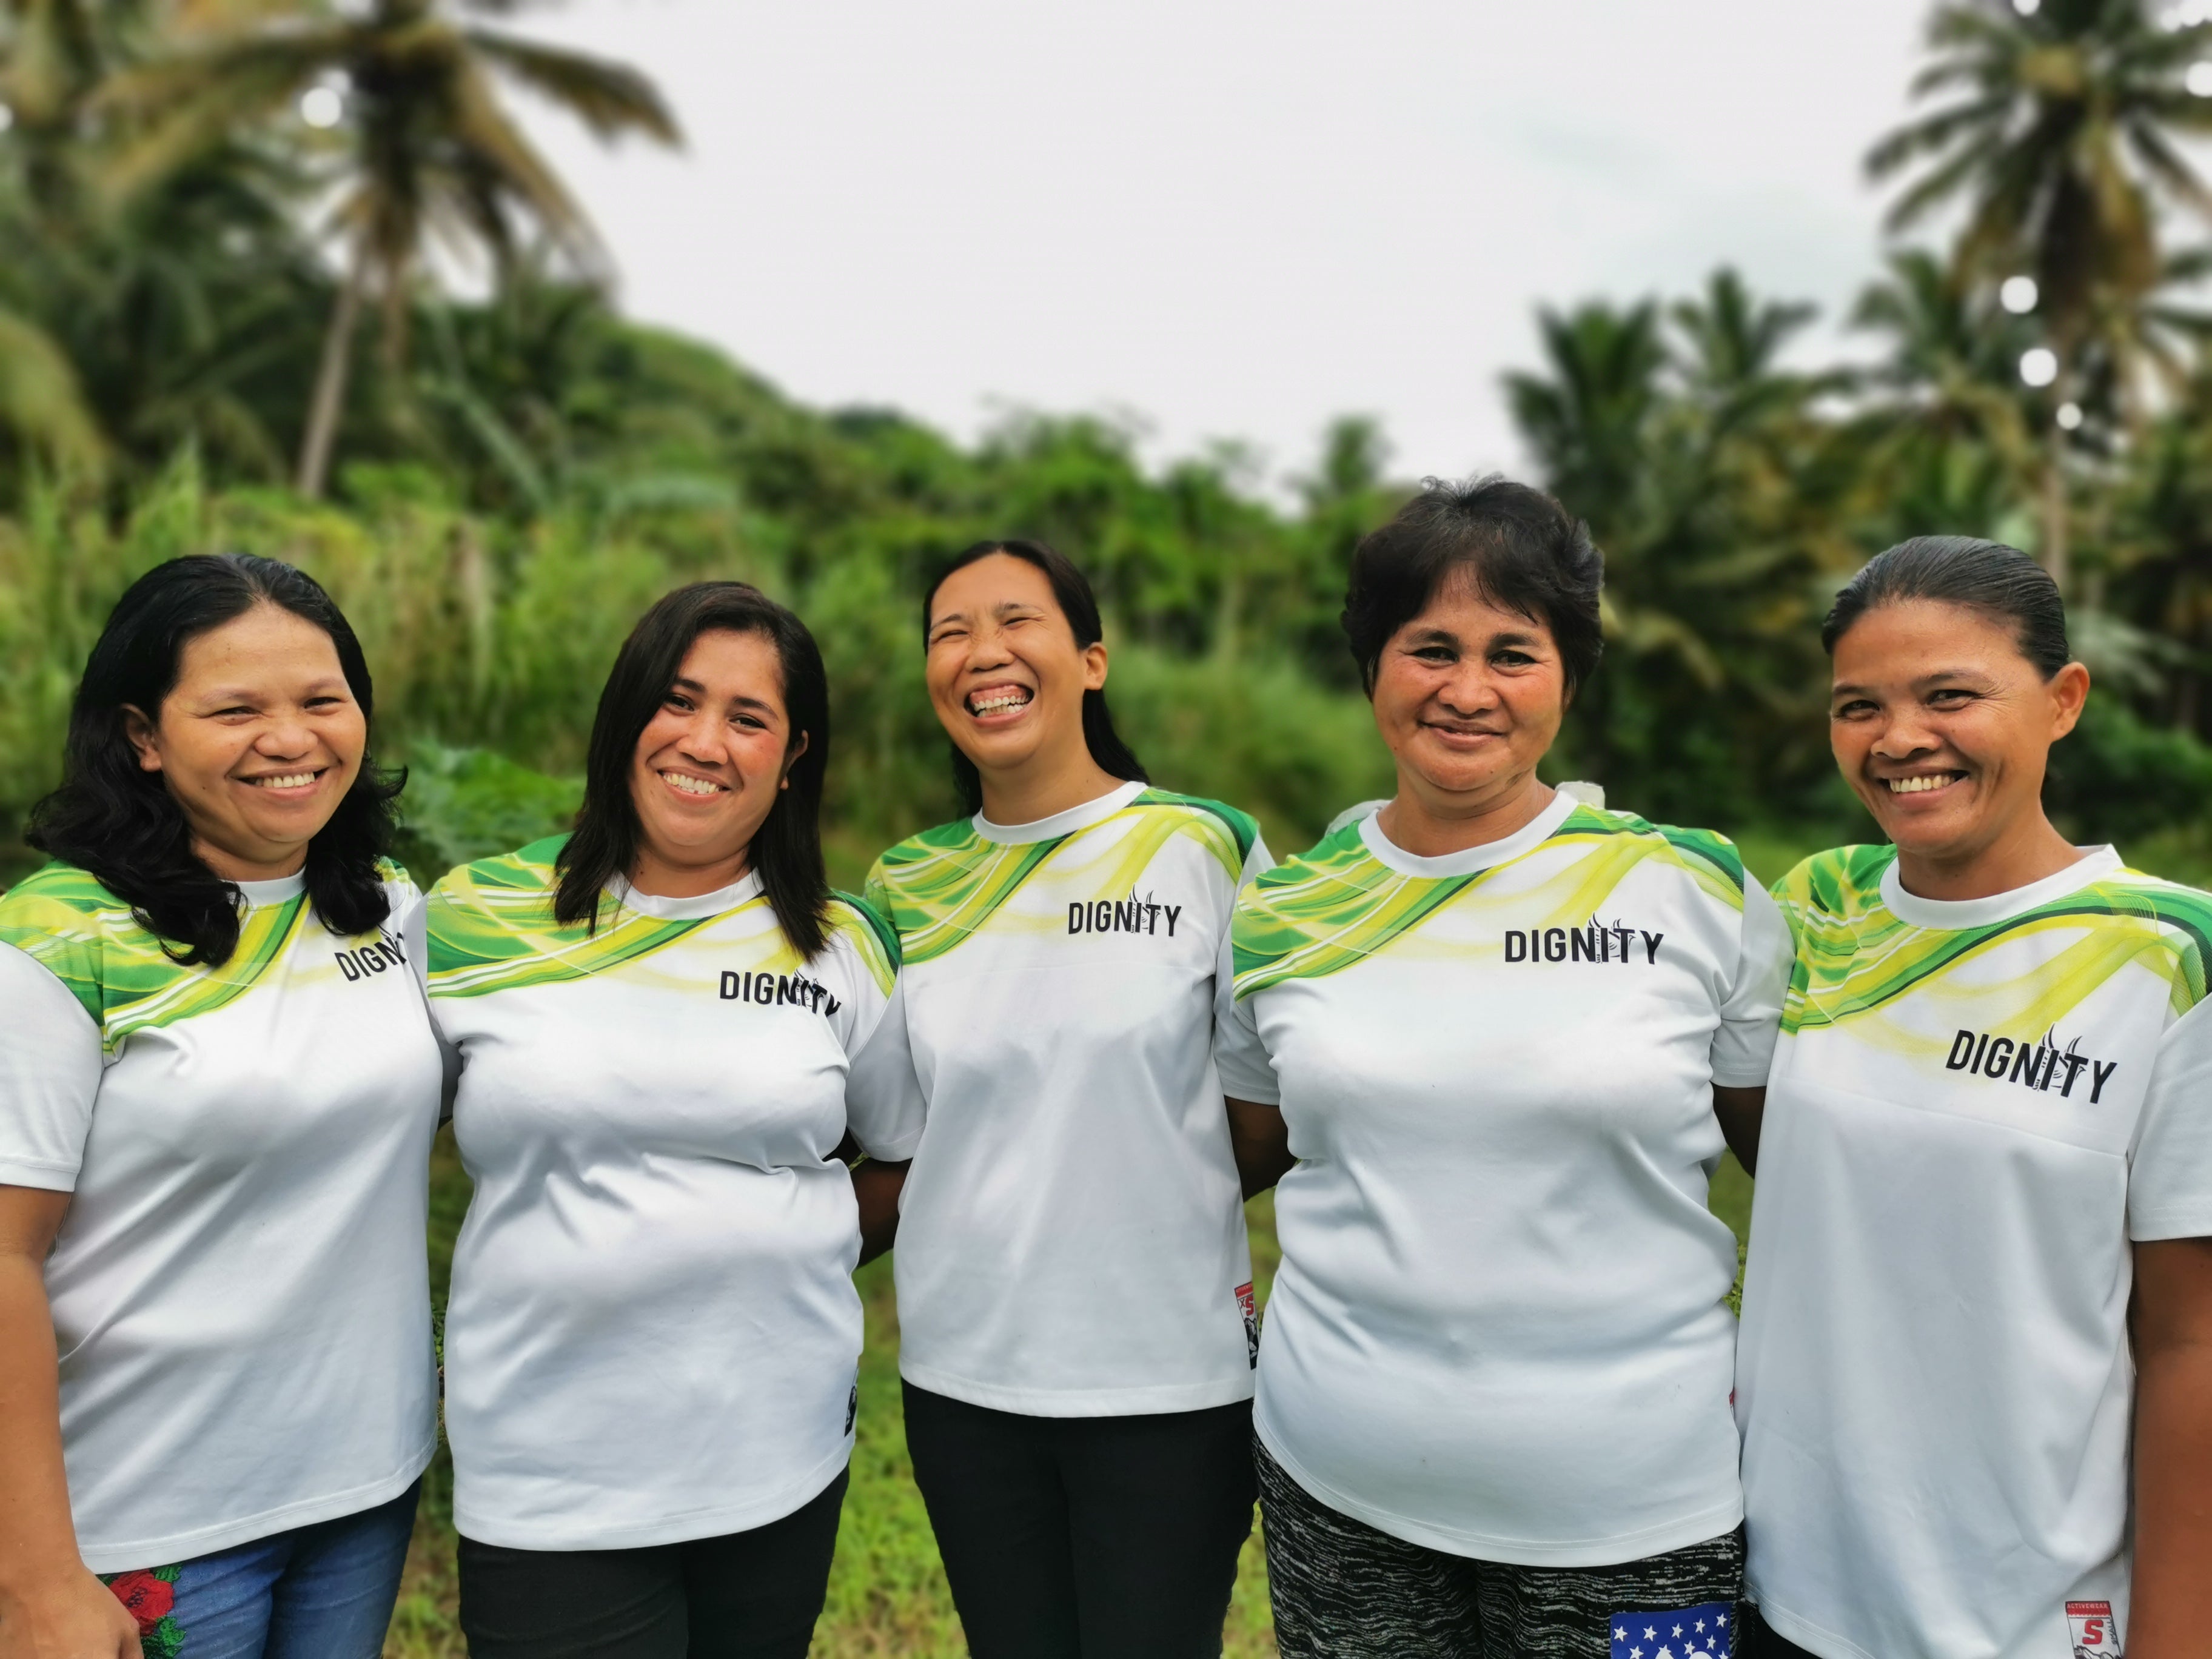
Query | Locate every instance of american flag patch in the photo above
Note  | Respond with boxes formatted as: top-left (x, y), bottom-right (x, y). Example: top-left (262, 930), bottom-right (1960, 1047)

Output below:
top-left (1610, 1601), bottom-right (1733, 1659)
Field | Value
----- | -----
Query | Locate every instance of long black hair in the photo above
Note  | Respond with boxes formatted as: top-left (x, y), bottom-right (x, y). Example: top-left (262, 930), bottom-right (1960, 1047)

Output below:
top-left (1823, 535), bottom-right (2070, 677)
top-left (555, 582), bottom-right (834, 959)
top-left (920, 538), bottom-right (1148, 816)
top-left (25, 553), bottom-right (401, 967)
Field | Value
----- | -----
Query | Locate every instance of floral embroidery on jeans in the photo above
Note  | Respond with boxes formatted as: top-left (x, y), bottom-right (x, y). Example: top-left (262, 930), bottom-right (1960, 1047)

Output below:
top-left (100, 1564), bottom-right (184, 1658)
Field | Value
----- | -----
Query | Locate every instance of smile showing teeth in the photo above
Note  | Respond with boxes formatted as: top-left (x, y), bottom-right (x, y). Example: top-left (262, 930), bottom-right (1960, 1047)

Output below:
top-left (968, 688), bottom-right (1032, 716)
top-left (248, 771), bottom-right (319, 789)
top-left (662, 771), bottom-right (725, 797)
top-left (1886, 773), bottom-right (1962, 794)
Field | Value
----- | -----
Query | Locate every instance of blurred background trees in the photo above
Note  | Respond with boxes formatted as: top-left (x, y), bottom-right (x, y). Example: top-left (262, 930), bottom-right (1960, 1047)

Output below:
top-left (10, 0), bottom-right (2212, 887)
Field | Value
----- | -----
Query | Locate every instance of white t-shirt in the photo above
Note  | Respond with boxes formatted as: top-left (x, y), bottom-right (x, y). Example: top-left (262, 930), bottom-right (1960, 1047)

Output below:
top-left (1218, 793), bottom-right (1791, 1566)
top-left (424, 839), bottom-right (924, 1550)
top-left (0, 860), bottom-right (443, 1572)
top-left (1737, 845), bottom-right (2212, 1659)
top-left (865, 780), bottom-right (1270, 1415)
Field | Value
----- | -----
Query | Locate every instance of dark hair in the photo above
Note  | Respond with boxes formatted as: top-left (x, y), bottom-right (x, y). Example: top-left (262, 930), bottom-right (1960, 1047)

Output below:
top-left (25, 554), bottom-right (400, 967)
top-left (1822, 535), bottom-right (2070, 677)
top-left (1341, 474), bottom-right (1605, 700)
top-left (919, 539), bottom-right (1148, 816)
top-left (555, 582), bottom-right (834, 958)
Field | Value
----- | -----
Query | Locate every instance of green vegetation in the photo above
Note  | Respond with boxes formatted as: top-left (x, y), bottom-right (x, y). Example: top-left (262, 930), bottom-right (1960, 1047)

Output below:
top-left (13, 1), bottom-right (2212, 1653)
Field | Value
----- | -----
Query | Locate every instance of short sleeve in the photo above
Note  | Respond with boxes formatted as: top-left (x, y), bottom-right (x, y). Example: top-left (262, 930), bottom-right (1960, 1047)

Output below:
top-left (2130, 995), bottom-right (2212, 1241)
top-left (1709, 878), bottom-right (1791, 1088)
top-left (393, 882), bottom-right (461, 1118)
top-left (845, 976), bottom-right (925, 1162)
top-left (1213, 919), bottom-right (1280, 1107)
top-left (0, 942), bottom-right (104, 1192)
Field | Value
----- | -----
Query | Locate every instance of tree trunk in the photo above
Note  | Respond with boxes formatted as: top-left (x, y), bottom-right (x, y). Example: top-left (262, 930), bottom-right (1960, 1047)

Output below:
top-left (2039, 420), bottom-right (2068, 597)
top-left (296, 246), bottom-right (369, 500)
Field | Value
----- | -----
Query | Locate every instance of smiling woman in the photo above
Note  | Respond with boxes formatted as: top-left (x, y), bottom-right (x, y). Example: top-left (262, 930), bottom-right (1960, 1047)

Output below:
top-left (1735, 538), bottom-right (2212, 1659)
top-left (1217, 477), bottom-right (1788, 1659)
top-left (421, 582), bottom-right (924, 1659)
top-left (0, 554), bottom-right (443, 1659)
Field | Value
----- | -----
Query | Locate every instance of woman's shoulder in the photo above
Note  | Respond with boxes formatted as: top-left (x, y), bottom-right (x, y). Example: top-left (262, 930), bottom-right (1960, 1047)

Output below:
top-left (823, 890), bottom-right (901, 995)
top-left (0, 862), bottom-right (126, 1017)
top-left (1555, 803), bottom-right (1750, 899)
top-left (426, 836), bottom-right (565, 913)
top-left (1768, 844), bottom-right (1898, 921)
top-left (1124, 788), bottom-right (1261, 866)
top-left (0, 859), bottom-right (128, 930)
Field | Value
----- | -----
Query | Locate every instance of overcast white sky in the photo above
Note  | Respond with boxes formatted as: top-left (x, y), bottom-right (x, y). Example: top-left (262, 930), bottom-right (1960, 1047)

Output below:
top-left (511, 0), bottom-right (1934, 488)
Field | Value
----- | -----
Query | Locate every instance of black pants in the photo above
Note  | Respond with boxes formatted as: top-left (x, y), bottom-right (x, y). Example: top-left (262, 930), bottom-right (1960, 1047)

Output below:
top-left (1740, 1603), bottom-right (1819, 1657)
top-left (901, 1382), bottom-right (1256, 1659)
top-left (455, 1470), bottom-right (847, 1659)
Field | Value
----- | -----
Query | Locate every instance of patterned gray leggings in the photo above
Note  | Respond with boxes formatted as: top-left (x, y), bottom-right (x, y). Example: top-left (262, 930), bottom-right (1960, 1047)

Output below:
top-left (1256, 1437), bottom-right (1745, 1659)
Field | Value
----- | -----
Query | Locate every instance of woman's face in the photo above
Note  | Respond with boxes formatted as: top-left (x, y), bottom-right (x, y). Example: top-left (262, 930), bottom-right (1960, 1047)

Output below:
top-left (1372, 573), bottom-right (1567, 807)
top-left (629, 628), bottom-right (805, 883)
top-left (925, 554), bottom-right (1106, 784)
top-left (1828, 599), bottom-right (2089, 864)
top-left (124, 603), bottom-right (366, 882)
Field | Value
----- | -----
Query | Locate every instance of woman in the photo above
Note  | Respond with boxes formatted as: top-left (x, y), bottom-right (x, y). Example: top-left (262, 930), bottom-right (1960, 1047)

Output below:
top-left (425, 582), bottom-right (922, 1659)
top-left (1735, 538), bottom-right (2212, 1659)
top-left (0, 554), bottom-right (441, 1659)
top-left (1217, 477), bottom-right (1791, 1658)
top-left (863, 539), bottom-right (1270, 1658)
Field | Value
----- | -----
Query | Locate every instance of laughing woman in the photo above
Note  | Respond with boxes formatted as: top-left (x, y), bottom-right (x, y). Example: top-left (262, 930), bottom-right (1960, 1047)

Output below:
top-left (863, 540), bottom-right (1272, 1659)
top-left (1735, 539), bottom-right (2212, 1659)
top-left (1217, 477), bottom-right (1791, 1659)
top-left (0, 555), bottom-right (441, 1659)
top-left (425, 583), bottom-right (922, 1659)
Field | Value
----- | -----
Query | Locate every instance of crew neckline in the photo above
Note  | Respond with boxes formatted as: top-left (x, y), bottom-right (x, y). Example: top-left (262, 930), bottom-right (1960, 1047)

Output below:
top-left (608, 868), bottom-right (765, 921)
top-left (973, 778), bottom-right (1147, 846)
top-left (232, 873), bottom-right (306, 907)
top-left (1880, 844), bottom-right (2120, 931)
top-left (1359, 788), bottom-right (1578, 879)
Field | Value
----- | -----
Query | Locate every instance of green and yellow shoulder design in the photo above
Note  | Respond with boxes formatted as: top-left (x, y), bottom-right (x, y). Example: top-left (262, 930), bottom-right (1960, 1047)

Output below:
top-left (1232, 803), bottom-right (1744, 998)
top-left (0, 860), bottom-right (314, 1054)
top-left (427, 836), bottom-right (720, 998)
top-left (828, 890), bottom-right (900, 996)
top-left (1777, 845), bottom-right (2212, 1034)
top-left (866, 789), bottom-right (1253, 967)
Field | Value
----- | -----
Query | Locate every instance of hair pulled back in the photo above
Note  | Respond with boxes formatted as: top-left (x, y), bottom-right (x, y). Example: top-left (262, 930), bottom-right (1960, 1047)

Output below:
top-left (1341, 474), bottom-right (1605, 700)
top-left (1822, 536), bottom-right (2070, 678)
top-left (25, 553), bottom-right (400, 966)
top-left (920, 539), bottom-right (1148, 816)
top-left (557, 582), bottom-right (834, 958)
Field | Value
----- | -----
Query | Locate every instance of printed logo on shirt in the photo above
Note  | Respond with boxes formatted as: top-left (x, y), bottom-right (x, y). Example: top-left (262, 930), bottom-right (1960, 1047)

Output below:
top-left (720, 969), bottom-right (840, 1018)
top-left (1067, 891), bottom-right (1184, 939)
top-left (1945, 1029), bottom-right (2120, 1102)
top-left (1608, 1601), bottom-right (1732, 1659)
top-left (2067, 1600), bottom-right (2121, 1658)
top-left (1236, 1281), bottom-right (1259, 1368)
top-left (1504, 919), bottom-right (1663, 965)
top-left (843, 1382), bottom-right (859, 1436)
top-left (334, 927), bottom-right (408, 982)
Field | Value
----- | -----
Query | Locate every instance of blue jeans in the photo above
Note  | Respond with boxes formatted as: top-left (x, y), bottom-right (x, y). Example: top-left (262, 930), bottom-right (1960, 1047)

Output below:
top-left (106, 1482), bottom-right (420, 1659)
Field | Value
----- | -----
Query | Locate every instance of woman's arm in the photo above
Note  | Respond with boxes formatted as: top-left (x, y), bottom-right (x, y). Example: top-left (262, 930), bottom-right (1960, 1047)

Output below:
top-left (1226, 1098), bottom-right (1293, 1199)
top-left (0, 1185), bottom-right (136, 1659)
top-left (1712, 1085), bottom-right (1765, 1177)
top-left (853, 1161), bottom-right (910, 1265)
top-left (2129, 1234), bottom-right (2212, 1657)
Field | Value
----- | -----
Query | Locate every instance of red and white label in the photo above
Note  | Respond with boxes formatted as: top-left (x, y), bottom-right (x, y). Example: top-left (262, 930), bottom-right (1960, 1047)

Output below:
top-left (2066, 1601), bottom-right (2121, 1658)
top-left (1236, 1281), bottom-right (1259, 1367)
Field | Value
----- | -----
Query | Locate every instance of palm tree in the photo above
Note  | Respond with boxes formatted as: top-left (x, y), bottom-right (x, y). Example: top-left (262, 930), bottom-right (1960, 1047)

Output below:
top-left (1868, 0), bottom-right (2212, 586)
top-left (97, 0), bottom-right (679, 498)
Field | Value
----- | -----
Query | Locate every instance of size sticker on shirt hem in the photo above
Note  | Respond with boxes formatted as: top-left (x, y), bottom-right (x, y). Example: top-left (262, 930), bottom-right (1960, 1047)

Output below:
top-left (2067, 1601), bottom-right (2120, 1657)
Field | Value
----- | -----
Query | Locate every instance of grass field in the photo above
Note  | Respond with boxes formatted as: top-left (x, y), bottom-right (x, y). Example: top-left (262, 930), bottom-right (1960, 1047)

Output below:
top-left (378, 822), bottom-right (2211, 1657)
